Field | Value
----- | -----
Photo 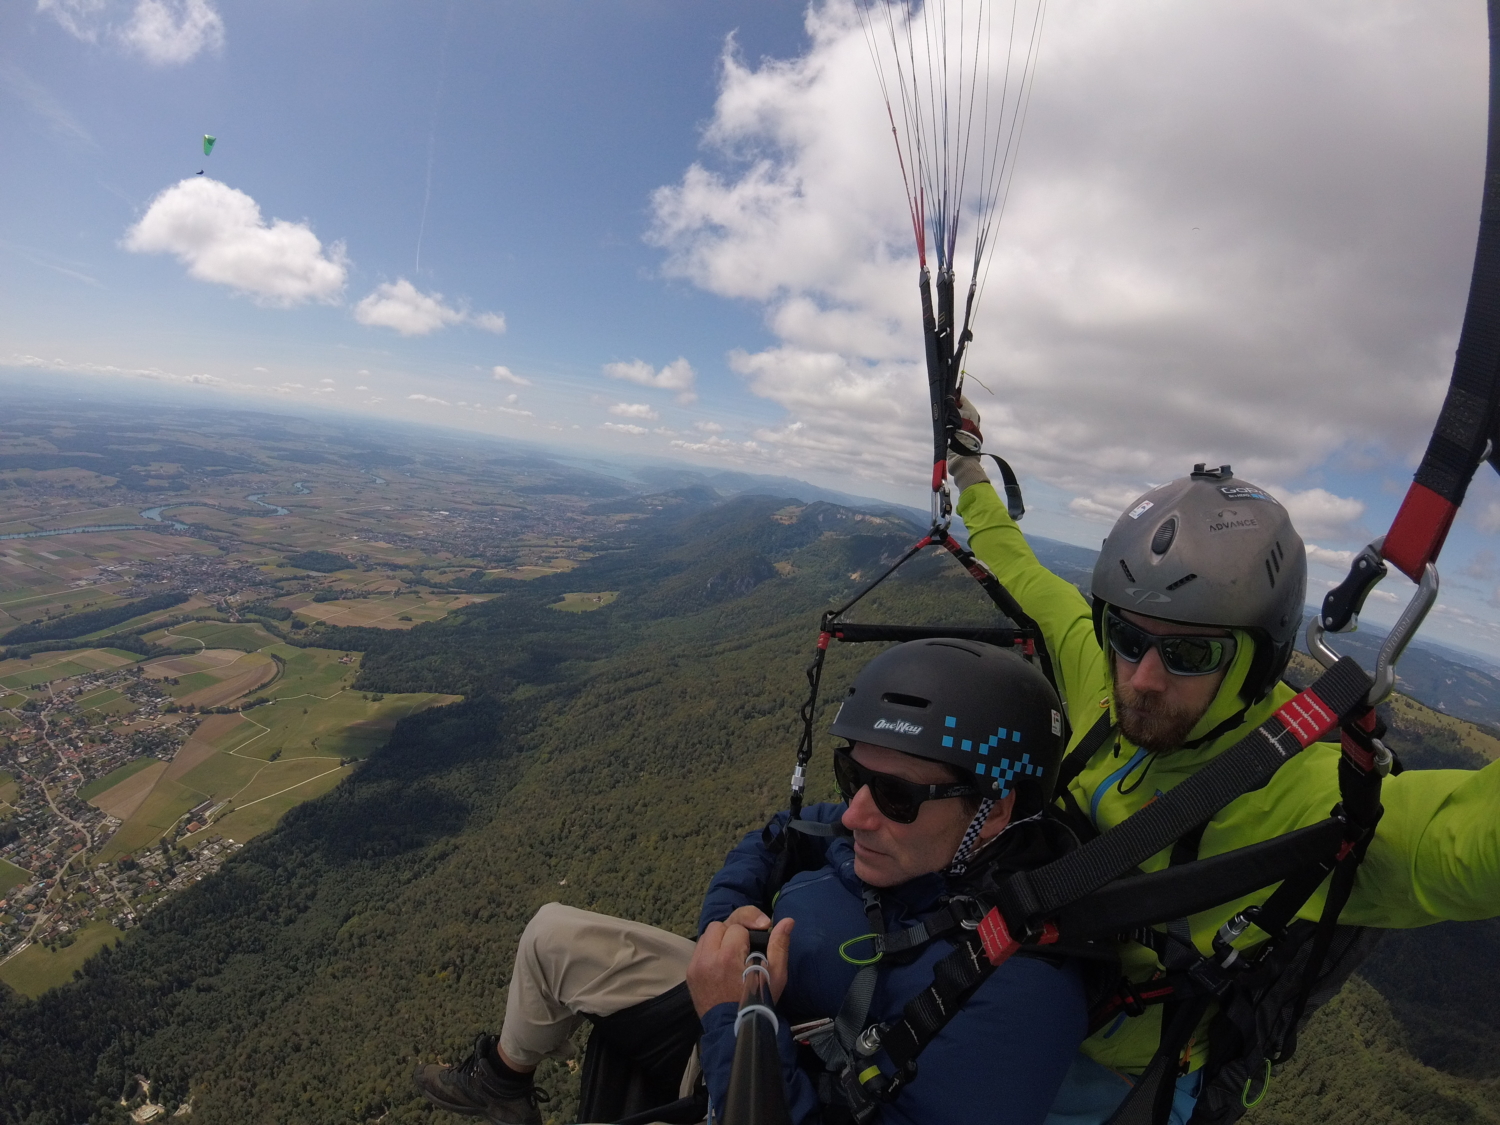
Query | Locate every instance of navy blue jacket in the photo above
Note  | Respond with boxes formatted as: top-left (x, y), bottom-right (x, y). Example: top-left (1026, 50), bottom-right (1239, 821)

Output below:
top-left (697, 804), bottom-right (1087, 1125)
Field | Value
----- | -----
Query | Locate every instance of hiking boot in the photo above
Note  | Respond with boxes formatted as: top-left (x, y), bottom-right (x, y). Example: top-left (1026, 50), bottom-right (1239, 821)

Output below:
top-left (413, 1034), bottom-right (548, 1125)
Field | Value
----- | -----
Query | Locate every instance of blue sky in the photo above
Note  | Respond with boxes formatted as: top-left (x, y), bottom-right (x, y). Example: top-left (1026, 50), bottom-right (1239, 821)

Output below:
top-left (6, 0), bottom-right (1500, 660)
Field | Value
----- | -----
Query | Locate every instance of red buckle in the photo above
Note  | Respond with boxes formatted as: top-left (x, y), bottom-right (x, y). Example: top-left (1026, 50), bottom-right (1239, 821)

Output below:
top-left (977, 908), bottom-right (1058, 967)
top-left (1274, 690), bottom-right (1337, 748)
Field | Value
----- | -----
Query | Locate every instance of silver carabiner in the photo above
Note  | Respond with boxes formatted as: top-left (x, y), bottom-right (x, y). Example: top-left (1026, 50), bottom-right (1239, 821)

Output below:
top-left (1306, 538), bottom-right (1439, 707)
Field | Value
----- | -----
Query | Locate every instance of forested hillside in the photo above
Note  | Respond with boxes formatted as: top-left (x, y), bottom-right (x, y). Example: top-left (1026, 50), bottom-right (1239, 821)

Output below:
top-left (2, 493), bottom-right (1499, 1125)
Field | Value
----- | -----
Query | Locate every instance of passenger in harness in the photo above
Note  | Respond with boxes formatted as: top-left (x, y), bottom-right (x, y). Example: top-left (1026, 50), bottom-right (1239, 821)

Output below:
top-left (414, 639), bottom-right (1084, 1125)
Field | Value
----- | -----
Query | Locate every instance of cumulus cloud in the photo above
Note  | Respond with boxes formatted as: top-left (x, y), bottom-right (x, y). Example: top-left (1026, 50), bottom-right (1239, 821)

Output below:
top-left (40, 0), bottom-right (224, 64)
top-left (603, 422), bottom-right (648, 435)
top-left (355, 280), bottom-right (464, 336)
top-left (648, 0), bottom-right (1484, 514)
top-left (353, 278), bottom-right (505, 336)
top-left (407, 393), bottom-right (450, 406)
top-left (695, 420), bottom-right (725, 434)
top-left (1306, 544), bottom-right (1356, 569)
top-left (609, 402), bottom-right (659, 420)
top-left (492, 365), bottom-right (531, 386)
top-left (603, 357), bottom-right (697, 403)
top-left (120, 0), bottom-right (223, 63)
top-left (123, 178), bottom-right (347, 305)
top-left (1273, 487), bottom-right (1366, 541)
top-left (671, 434), bottom-right (766, 459)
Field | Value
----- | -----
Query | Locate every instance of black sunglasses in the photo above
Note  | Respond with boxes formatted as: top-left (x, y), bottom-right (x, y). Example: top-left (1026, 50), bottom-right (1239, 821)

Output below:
top-left (1105, 610), bottom-right (1235, 677)
top-left (833, 747), bottom-right (981, 824)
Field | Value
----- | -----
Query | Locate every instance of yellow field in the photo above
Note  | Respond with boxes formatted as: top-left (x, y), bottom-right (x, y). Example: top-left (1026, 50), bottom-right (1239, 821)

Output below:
top-left (282, 591), bottom-right (492, 629)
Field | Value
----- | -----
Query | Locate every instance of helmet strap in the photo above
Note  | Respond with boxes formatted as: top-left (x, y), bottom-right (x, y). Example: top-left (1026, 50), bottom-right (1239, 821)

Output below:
top-left (947, 798), bottom-right (996, 875)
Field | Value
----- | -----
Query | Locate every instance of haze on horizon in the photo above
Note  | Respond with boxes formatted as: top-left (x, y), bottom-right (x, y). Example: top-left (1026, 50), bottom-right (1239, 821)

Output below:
top-left (6, 0), bottom-right (1500, 655)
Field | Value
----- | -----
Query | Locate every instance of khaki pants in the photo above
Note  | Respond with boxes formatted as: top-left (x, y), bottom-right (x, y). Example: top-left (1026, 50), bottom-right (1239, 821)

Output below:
top-left (500, 902), bottom-right (698, 1081)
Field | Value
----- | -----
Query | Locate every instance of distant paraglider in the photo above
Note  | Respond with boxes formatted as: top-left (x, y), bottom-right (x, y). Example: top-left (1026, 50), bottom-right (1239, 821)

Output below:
top-left (198, 134), bottom-right (216, 175)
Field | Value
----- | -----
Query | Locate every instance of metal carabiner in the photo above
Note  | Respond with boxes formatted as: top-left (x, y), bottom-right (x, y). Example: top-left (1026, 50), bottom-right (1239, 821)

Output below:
top-left (1306, 535), bottom-right (1439, 707)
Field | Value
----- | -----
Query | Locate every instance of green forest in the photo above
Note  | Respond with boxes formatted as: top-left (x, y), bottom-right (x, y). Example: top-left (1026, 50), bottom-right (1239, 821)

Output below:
top-left (2, 492), bottom-right (1500, 1125)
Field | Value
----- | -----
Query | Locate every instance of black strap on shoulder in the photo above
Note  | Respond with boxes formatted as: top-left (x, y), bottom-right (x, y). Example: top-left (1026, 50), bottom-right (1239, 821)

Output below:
top-left (992, 656), bottom-right (1373, 936)
top-left (1055, 712), bottom-right (1116, 792)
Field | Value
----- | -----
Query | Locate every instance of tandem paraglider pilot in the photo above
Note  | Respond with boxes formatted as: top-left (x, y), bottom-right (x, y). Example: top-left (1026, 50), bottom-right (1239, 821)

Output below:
top-left (415, 638), bottom-right (1086, 1125)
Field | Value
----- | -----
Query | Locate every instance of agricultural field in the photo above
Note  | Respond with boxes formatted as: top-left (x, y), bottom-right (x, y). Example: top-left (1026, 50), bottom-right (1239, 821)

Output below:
top-left (0, 857), bottom-right (28, 893)
top-left (550, 590), bottom-right (619, 612)
top-left (0, 919), bottom-right (123, 999)
top-left (94, 652), bottom-right (458, 858)
top-left (78, 757), bottom-right (160, 802)
top-left (0, 647), bottom-right (136, 691)
top-left (139, 649), bottom-right (279, 707)
top-left (281, 590), bottom-right (493, 629)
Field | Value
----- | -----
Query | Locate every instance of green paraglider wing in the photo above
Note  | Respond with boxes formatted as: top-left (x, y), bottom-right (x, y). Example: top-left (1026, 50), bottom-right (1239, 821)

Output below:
top-left (203, 135), bottom-right (216, 156)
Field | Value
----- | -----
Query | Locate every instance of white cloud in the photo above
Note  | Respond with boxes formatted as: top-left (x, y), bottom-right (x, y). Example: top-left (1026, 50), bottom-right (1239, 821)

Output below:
top-left (354, 279), bottom-right (463, 336)
top-left (320, 378), bottom-right (334, 384)
top-left (354, 384), bottom-right (369, 391)
top-left (671, 435), bottom-right (766, 459)
top-left (1273, 488), bottom-right (1366, 541)
top-left (492, 365), bottom-right (531, 386)
top-left (603, 422), bottom-right (649, 435)
top-left (123, 178), bottom-right (347, 305)
top-left (408, 393), bottom-right (450, 406)
top-left (603, 357), bottom-right (697, 403)
top-left (695, 420), bottom-right (725, 433)
top-left (3, 353), bottom-right (228, 387)
top-left (1306, 544), bottom-right (1356, 569)
top-left (120, 0), bottom-right (223, 64)
top-left (648, 0), bottom-right (1484, 516)
top-left (40, 0), bottom-right (224, 65)
top-left (609, 402), bottom-right (659, 420)
top-left (353, 278), bottom-right (505, 337)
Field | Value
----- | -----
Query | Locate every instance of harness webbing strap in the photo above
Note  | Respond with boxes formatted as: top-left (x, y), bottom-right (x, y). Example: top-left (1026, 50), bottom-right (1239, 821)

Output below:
top-left (994, 657), bottom-right (1371, 933)
top-left (1383, 0), bottom-right (1500, 579)
top-left (1053, 820), bottom-right (1348, 940)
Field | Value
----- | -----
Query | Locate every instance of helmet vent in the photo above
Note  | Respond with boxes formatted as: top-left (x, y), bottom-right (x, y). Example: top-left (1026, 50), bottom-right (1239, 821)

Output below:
top-left (1150, 518), bottom-right (1178, 556)
top-left (1264, 558), bottom-right (1276, 588)
top-left (1165, 573), bottom-right (1198, 591)
top-left (881, 692), bottom-right (930, 709)
top-left (1118, 558), bottom-right (1137, 583)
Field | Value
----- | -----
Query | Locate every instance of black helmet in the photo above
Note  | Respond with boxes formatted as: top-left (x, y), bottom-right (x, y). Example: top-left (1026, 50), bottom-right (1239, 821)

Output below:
top-left (1089, 464), bottom-right (1307, 702)
top-left (830, 638), bottom-right (1064, 818)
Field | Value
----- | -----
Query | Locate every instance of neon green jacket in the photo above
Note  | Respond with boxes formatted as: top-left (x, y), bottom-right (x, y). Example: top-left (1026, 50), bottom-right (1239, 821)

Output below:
top-left (958, 481), bottom-right (1500, 1074)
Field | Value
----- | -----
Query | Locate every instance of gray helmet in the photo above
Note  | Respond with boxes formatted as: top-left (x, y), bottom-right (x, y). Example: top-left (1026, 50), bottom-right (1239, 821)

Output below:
top-left (1089, 464), bottom-right (1307, 702)
top-left (830, 638), bottom-right (1064, 817)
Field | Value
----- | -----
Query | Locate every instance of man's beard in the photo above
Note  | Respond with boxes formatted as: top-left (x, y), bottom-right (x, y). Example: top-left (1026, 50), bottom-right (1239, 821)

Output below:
top-left (1114, 678), bottom-right (1203, 753)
